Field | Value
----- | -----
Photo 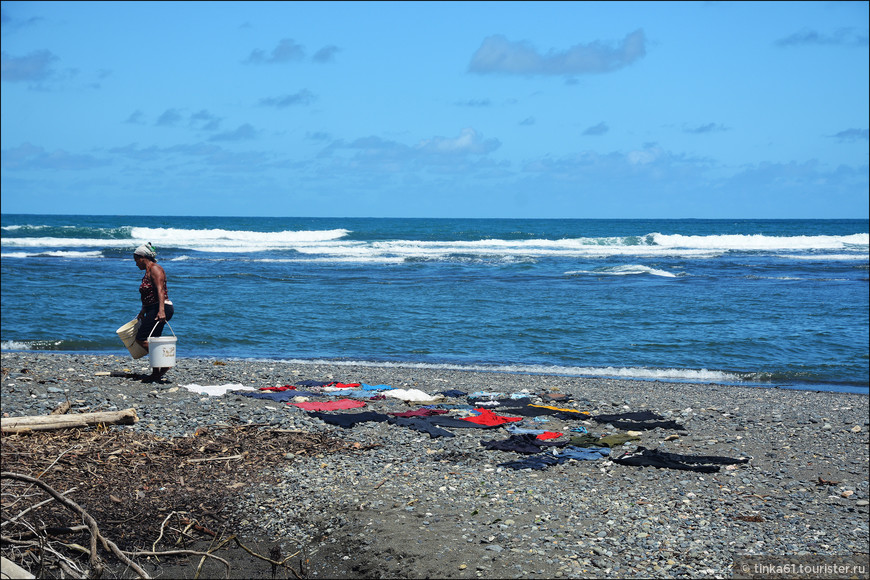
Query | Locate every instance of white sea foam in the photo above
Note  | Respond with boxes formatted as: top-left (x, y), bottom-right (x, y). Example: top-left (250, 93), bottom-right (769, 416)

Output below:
top-left (778, 253), bottom-right (868, 261)
top-left (1, 341), bottom-right (32, 351)
top-left (129, 227), bottom-right (351, 253)
top-left (651, 232), bottom-right (869, 251)
top-left (4, 228), bottom-right (867, 264)
top-left (0, 250), bottom-right (104, 259)
top-left (256, 358), bottom-right (744, 384)
top-left (564, 265), bottom-right (679, 277)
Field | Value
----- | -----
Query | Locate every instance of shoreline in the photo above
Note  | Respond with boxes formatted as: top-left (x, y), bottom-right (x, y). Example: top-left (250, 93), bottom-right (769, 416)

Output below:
top-left (2, 352), bottom-right (868, 579)
top-left (3, 348), bottom-right (867, 395)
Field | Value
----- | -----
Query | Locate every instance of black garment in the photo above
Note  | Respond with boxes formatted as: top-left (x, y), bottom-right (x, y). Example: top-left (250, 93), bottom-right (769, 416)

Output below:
top-left (499, 405), bottom-right (589, 421)
top-left (480, 434), bottom-right (568, 454)
top-left (612, 446), bottom-right (749, 473)
top-left (594, 411), bottom-right (665, 422)
top-left (387, 417), bottom-right (455, 438)
top-left (240, 390), bottom-right (303, 402)
top-left (591, 411), bottom-right (686, 431)
top-left (499, 454), bottom-right (565, 471)
top-left (427, 416), bottom-right (503, 430)
top-left (295, 380), bottom-right (333, 387)
top-left (439, 389), bottom-right (467, 398)
top-left (307, 411), bottom-right (390, 428)
top-left (481, 433), bottom-right (544, 454)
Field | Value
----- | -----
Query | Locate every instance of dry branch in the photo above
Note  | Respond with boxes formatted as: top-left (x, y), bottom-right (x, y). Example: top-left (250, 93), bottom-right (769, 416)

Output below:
top-left (1, 471), bottom-right (150, 579)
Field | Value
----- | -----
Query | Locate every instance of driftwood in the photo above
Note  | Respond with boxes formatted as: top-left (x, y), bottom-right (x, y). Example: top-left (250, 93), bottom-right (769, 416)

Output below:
top-left (1, 408), bottom-right (138, 434)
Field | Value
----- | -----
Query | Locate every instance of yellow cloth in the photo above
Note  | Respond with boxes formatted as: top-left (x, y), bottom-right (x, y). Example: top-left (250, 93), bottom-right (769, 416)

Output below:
top-left (528, 404), bottom-right (590, 415)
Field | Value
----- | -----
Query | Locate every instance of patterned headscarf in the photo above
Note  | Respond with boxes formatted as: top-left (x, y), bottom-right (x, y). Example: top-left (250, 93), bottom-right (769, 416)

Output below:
top-left (134, 242), bottom-right (157, 260)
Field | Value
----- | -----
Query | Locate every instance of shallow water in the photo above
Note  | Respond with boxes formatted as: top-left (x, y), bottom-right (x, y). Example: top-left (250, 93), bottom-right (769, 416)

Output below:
top-left (2, 215), bottom-right (868, 393)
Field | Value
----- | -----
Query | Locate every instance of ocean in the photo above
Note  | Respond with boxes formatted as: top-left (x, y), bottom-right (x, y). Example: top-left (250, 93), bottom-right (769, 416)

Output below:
top-left (1, 215), bottom-right (867, 394)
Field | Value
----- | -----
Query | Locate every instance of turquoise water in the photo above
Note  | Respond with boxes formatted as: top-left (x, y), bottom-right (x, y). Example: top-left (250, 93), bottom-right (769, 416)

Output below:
top-left (1, 215), bottom-right (868, 393)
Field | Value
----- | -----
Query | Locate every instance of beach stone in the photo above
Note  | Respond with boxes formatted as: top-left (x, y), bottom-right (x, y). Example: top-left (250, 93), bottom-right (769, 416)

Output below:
top-left (1, 351), bottom-right (867, 580)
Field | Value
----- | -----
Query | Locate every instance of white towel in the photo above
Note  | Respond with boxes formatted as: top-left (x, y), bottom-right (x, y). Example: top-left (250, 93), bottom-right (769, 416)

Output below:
top-left (181, 383), bottom-right (256, 397)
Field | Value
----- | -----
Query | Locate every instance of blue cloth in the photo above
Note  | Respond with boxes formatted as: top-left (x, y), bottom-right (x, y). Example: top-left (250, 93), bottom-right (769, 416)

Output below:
top-left (346, 390), bottom-right (380, 399)
top-left (241, 391), bottom-right (300, 402)
top-left (361, 383), bottom-right (393, 391)
top-left (558, 446), bottom-right (610, 461)
top-left (505, 425), bottom-right (546, 435)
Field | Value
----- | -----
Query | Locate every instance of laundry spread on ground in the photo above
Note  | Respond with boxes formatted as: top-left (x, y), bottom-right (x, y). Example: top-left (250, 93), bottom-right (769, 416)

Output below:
top-left (592, 411), bottom-right (686, 431)
top-left (389, 408), bottom-right (449, 418)
top-left (460, 408), bottom-right (523, 426)
top-left (612, 446), bottom-right (749, 473)
top-left (383, 388), bottom-right (440, 402)
top-left (181, 383), bottom-right (257, 397)
top-left (307, 411), bottom-right (391, 428)
top-left (239, 390), bottom-right (302, 402)
top-left (387, 416), bottom-right (455, 438)
top-left (289, 399), bottom-right (366, 411)
top-left (529, 404), bottom-right (590, 415)
top-left (219, 376), bottom-right (749, 474)
top-left (480, 433), bottom-right (566, 454)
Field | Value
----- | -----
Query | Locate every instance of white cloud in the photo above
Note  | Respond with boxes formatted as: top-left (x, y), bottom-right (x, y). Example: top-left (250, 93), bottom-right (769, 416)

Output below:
top-left (468, 30), bottom-right (646, 76)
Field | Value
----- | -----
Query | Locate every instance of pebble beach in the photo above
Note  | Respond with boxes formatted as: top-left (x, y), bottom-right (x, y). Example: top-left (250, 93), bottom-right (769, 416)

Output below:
top-left (2, 351), bottom-right (868, 579)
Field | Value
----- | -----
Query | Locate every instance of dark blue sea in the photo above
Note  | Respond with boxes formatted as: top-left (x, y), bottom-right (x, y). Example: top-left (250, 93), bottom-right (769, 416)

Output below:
top-left (1, 215), bottom-right (867, 394)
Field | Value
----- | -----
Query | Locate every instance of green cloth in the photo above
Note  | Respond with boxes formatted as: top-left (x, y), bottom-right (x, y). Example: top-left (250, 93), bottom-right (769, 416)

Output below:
top-left (568, 433), bottom-right (603, 447)
top-left (598, 433), bottom-right (641, 447)
top-left (569, 432), bottom-right (641, 448)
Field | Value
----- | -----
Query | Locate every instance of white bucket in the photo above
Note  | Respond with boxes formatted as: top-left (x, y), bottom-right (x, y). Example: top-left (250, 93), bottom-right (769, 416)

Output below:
top-left (116, 319), bottom-right (148, 359)
top-left (147, 321), bottom-right (177, 369)
top-left (149, 336), bottom-right (177, 368)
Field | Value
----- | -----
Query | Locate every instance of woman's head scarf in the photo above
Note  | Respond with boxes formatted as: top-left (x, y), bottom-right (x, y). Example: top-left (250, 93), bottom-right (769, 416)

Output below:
top-left (134, 242), bottom-right (157, 260)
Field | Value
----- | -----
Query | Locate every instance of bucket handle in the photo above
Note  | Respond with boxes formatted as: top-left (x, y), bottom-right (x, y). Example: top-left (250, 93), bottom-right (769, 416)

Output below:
top-left (146, 318), bottom-right (176, 341)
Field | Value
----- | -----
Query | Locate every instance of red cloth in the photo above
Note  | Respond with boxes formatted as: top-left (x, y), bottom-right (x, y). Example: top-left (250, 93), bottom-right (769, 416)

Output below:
top-left (289, 399), bottom-right (366, 411)
top-left (536, 431), bottom-right (563, 440)
top-left (330, 382), bottom-right (361, 389)
top-left (260, 385), bottom-right (295, 392)
top-left (460, 408), bottom-right (523, 426)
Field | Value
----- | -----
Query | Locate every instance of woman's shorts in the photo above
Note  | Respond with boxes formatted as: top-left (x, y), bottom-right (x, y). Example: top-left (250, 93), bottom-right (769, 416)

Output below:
top-left (136, 302), bottom-right (174, 342)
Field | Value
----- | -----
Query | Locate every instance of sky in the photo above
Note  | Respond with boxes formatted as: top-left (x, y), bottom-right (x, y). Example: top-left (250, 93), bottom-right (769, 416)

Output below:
top-left (1, 1), bottom-right (868, 219)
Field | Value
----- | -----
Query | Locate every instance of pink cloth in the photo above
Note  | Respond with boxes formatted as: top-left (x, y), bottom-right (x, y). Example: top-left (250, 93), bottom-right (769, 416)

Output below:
top-left (289, 399), bottom-right (366, 411)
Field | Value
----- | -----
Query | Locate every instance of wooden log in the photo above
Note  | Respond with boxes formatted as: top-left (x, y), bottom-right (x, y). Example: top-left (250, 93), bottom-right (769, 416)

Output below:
top-left (1, 408), bottom-right (139, 433)
top-left (1, 556), bottom-right (36, 579)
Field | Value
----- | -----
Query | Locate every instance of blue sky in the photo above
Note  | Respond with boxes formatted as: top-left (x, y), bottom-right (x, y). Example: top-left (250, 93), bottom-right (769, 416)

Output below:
top-left (1, 1), bottom-right (868, 219)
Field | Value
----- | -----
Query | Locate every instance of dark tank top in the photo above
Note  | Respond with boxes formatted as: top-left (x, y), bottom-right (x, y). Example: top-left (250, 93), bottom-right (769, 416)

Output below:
top-left (140, 271), bottom-right (168, 306)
